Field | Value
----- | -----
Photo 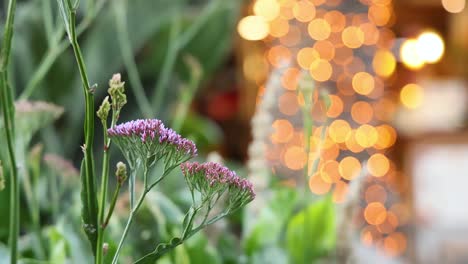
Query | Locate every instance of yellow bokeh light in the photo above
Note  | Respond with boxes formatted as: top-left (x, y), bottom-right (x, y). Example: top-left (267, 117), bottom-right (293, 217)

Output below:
top-left (352, 72), bottom-right (375, 95)
top-left (442, 0), bottom-right (465, 13)
top-left (329, 119), bottom-right (351, 143)
top-left (416, 31), bottom-right (445, 64)
top-left (345, 130), bottom-right (365, 153)
top-left (400, 83), bottom-right (424, 109)
top-left (271, 119), bottom-right (294, 143)
top-left (237, 15), bottom-right (269, 41)
top-left (339, 156), bottom-right (361, 180)
top-left (360, 22), bottom-right (380, 46)
top-left (374, 124), bottom-right (397, 149)
top-left (254, 0), bottom-right (281, 21)
top-left (308, 19), bottom-right (331, 41)
top-left (297, 47), bottom-right (319, 69)
top-left (342, 26), bottom-right (365, 49)
top-left (367, 153), bottom-right (390, 177)
top-left (351, 101), bottom-right (374, 124)
top-left (373, 49), bottom-right (396, 78)
top-left (309, 59), bottom-right (333, 82)
top-left (355, 124), bottom-right (378, 148)
top-left (292, 0), bottom-right (316, 22)
top-left (284, 146), bottom-right (307, 170)
top-left (269, 17), bottom-right (289, 38)
top-left (400, 39), bottom-right (425, 69)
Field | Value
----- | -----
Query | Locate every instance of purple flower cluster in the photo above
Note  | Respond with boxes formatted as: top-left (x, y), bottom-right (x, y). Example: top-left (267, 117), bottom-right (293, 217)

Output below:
top-left (108, 119), bottom-right (197, 158)
top-left (181, 162), bottom-right (255, 201)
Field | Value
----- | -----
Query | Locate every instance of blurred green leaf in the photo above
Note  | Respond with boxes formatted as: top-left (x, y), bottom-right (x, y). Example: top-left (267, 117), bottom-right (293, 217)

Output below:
top-left (184, 233), bottom-right (221, 264)
top-left (48, 227), bottom-right (67, 263)
top-left (285, 196), bottom-right (336, 264)
top-left (244, 187), bottom-right (298, 256)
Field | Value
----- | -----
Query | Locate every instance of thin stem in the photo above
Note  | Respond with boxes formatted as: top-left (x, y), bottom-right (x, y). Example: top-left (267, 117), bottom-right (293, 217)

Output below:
top-left (111, 185), bottom-right (147, 264)
top-left (42, 0), bottom-right (55, 47)
top-left (102, 183), bottom-right (121, 229)
top-left (96, 122), bottom-right (109, 264)
top-left (63, 1), bottom-right (99, 256)
top-left (114, 0), bottom-right (152, 118)
top-left (19, 0), bottom-right (108, 100)
top-left (0, 0), bottom-right (18, 263)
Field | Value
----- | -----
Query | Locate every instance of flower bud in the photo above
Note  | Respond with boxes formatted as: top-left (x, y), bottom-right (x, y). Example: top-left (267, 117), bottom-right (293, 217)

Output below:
top-left (102, 243), bottom-right (109, 255)
top-left (108, 73), bottom-right (127, 111)
top-left (97, 96), bottom-right (111, 122)
top-left (115, 161), bottom-right (127, 184)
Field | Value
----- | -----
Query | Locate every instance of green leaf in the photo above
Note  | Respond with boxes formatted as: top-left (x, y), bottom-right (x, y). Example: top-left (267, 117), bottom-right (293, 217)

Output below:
top-left (244, 187), bottom-right (298, 256)
top-left (285, 196), bottom-right (336, 264)
top-left (79, 158), bottom-right (98, 254)
top-left (48, 227), bottom-right (68, 263)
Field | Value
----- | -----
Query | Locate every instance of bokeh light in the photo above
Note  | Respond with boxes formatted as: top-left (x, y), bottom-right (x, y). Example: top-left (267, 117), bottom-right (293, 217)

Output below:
top-left (442, 0), bottom-right (466, 13)
top-left (416, 31), bottom-right (445, 64)
top-left (237, 15), bottom-right (269, 41)
top-left (400, 83), bottom-right (424, 109)
top-left (400, 39), bottom-right (425, 69)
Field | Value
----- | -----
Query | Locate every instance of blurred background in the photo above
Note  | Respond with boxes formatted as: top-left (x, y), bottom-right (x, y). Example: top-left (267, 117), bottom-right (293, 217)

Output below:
top-left (1, 0), bottom-right (468, 263)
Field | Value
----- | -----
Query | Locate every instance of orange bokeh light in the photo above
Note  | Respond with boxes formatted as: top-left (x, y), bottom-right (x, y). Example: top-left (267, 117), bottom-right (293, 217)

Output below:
top-left (326, 95), bottom-right (344, 118)
top-left (342, 26), bottom-right (365, 49)
top-left (281, 67), bottom-right (300, 91)
top-left (364, 202), bottom-right (387, 225)
top-left (267, 45), bottom-right (292, 67)
top-left (308, 18), bottom-right (331, 41)
top-left (329, 119), bottom-right (351, 143)
top-left (313, 40), bottom-right (336, 61)
top-left (309, 173), bottom-right (332, 195)
top-left (292, 0), bottom-right (316, 22)
top-left (355, 124), bottom-right (378, 148)
top-left (339, 156), bottom-right (362, 180)
top-left (352, 72), bottom-right (375, 95)
top-left (351, 101), bottom-right (374, 124)
top-left (278, 92), bottom-right (299, 115)
top-left (297, 47), bottom-right (320, 69)
top-left (309, 59), bottom-right (333, 82)
top-left (367, 153), bottom-right (390, 177)
top-left (271, 119), bottom-right (294, 143)
top-left (324, 10), bottom-right (346, 33)
top-left (284, 146), bottom-right (307, 170)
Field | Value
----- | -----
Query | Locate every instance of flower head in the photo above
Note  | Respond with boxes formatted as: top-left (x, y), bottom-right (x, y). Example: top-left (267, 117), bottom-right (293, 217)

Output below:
top-left (181, 162), bottom-right (255, 211)
top-left (115, 161), bottom-right (128, 184)
top-left (14, 100), bottom-right (64, 140)
top-left (108, 119), bottom-right (197, 168)
top-left (43, 154), bottom-right (79, 180)
top-left (108, 73), bottom-right (127, 112)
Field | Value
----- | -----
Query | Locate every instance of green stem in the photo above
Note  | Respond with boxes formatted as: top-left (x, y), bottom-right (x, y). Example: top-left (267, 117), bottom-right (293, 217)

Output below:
top-left (102, 183), bottom-right (121, 229)
top-left (0, 0), bottom-right (18, 263)
top-left (64, 1), bottom-right (99, 256)
top-left (19, 0), bottom-right (108, 100)
top-left (96, 121), bottom-right (109, 264)
top-left (111, 184), bottom-right (147, 264)
top-left (42, 0), bottom-right (54, 47)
